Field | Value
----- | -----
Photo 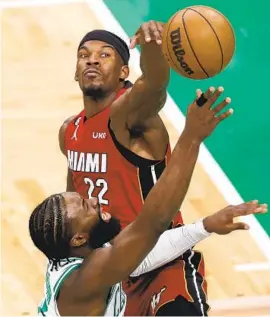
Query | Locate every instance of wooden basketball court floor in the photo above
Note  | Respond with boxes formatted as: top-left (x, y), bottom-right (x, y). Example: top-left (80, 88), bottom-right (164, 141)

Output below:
top-left (1, 0), bottom-right (270, 315)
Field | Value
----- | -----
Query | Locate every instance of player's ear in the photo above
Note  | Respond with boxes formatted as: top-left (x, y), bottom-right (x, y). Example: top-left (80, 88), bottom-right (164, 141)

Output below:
top-left (74, 71), bottom-right (79, 82)
top-left (70, 233), bottom-right (87, 248)
top-left (119, 65), bottom-right (129, 82)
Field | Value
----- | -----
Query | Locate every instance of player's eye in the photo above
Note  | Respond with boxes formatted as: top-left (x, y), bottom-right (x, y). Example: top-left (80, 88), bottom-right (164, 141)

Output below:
top-left (100, 52), bottom-right (110, 58)
top-left (79, 52), bottom-right (88, 58)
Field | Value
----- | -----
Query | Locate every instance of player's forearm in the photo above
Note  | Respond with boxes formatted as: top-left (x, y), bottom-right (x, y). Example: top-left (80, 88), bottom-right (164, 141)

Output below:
top-left (140, 38), bottom-right (170, 90)
top-left (130, 219), bottom-right (210, 276)
top-left (140, 129), bottom-right (201, 234)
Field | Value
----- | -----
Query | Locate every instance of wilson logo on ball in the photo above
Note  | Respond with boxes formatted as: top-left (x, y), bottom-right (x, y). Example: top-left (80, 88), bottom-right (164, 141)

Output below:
top-left (170, 28), bottom-right (194, 75)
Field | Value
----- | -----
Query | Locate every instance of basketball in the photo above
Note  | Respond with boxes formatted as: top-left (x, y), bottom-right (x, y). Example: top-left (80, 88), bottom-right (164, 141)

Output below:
top-left (162, 6), bottom-right (236, 80)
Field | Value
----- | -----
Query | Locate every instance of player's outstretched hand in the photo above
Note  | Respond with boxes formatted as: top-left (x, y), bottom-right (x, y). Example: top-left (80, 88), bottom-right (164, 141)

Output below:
top-left (130, 21), bottom-right (165, 49)
top-left (184, 86), bottom-right (233, 142)
top-left (203, 200), bottom-right (268, 235)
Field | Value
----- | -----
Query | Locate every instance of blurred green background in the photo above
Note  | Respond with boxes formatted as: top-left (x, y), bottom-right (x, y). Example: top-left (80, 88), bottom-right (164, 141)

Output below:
top-left (105, 0), bottom-right (270, 234)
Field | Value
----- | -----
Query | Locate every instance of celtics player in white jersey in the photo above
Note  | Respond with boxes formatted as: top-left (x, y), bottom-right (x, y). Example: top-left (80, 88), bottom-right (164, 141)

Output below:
top-left (29, 87), bottom-right (267, 316)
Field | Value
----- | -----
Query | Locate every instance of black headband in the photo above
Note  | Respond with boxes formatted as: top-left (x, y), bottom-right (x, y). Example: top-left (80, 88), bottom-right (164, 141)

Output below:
top-left (78, 30), bottom-right (130, 65)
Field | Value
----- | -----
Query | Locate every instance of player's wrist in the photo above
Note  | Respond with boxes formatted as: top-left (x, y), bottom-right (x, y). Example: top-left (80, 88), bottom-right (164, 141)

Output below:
top-left (198, 218), bottom-right (212, 235)
top-left (180, 128), bottom-right (203, 146)
top-left (202, 216), bottom-right (215, 234)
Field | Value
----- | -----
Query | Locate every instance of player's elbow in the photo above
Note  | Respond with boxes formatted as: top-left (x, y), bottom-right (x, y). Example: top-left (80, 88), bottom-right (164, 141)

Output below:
top-left (156, 90), bottom-right (167, 112)
top-left (144, 89), bottom-right (167, 117)
top-left (145, 75), bottom-right (169, 92)
top-left (140, 61), bottom-right (170, 90)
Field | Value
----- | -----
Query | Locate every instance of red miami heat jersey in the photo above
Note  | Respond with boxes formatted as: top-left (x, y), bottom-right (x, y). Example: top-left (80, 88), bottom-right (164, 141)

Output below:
top-left (64, 86), bottom-right (183, 229)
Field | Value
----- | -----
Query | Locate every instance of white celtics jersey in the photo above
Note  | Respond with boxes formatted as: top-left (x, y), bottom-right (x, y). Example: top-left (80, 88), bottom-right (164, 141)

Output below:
top-left (38, 257), bottom-right (127, 316)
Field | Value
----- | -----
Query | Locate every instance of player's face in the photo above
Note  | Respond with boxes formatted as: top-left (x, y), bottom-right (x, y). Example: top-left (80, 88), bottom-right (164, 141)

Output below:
top-left (63, 192), bottom-right (121, 250)
top-left (75, 40), bottom-right (128, 99)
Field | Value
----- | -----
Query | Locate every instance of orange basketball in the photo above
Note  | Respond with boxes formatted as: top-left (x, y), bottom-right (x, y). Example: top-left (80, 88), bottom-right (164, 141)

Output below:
top-left (162, 6), bottom-right (236, 80)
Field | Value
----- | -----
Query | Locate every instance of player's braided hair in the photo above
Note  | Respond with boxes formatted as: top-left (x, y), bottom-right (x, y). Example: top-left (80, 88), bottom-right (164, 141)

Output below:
top-left (29, 194), bottom-right (71, 270)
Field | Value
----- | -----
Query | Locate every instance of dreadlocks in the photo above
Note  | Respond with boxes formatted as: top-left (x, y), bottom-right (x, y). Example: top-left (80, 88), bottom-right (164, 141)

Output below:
top-left (29, 193), bottom-right (71, 270)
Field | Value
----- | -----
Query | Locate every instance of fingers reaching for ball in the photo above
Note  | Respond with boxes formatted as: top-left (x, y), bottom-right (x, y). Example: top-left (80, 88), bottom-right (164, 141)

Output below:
top-left (185, 86), bottom-right (233, 142)
top-left (196, 87), bottom-right (215, 100)
top-left (204, 87), bottom-right (233, 123)
top-left (196, 87), bottom-right (215, 107)
top-left (130, 21), bottom-right (165, 49)
top-left (142, 21), bottom-right (163, 44)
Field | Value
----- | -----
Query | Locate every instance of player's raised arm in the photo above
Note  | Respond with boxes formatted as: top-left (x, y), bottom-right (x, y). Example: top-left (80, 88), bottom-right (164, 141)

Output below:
top-left (110, 21), bottom-right (169, 129)
top-left (76, 87), bottom-right (240, 292)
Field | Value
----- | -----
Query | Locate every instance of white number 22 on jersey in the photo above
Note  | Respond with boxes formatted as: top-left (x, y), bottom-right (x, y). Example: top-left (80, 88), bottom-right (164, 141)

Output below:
top-left (84, 177), bottom-right (109, 205)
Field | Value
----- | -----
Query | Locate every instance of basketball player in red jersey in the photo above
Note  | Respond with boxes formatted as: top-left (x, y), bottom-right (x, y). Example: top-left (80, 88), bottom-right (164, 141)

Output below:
top-left (59, 22), bottom-right (231, 316)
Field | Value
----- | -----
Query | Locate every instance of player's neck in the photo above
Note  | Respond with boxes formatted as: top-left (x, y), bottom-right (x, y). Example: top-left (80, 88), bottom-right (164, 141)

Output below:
top-left (83, 82), bottom-right (125, 118)
top-left (70, 247), bottom-right (92, 259)
top-left (83, 93), bottom-right (114, 118)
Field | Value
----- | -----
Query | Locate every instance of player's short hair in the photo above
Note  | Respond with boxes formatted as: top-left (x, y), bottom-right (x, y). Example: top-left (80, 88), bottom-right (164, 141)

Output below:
top-left (29, 194), bottom-right (71, 270)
